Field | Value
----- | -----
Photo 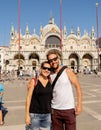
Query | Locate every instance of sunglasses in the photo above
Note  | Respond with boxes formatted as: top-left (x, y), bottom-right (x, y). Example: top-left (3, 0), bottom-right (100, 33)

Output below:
top-left (42, 66), bottom-right (51, 71)
top-left (48, 56), bottom-right (58, 63)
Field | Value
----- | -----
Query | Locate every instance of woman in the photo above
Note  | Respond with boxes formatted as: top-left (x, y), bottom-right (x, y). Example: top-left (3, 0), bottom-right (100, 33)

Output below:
top-left (25, 61), bottom-right (52, 130)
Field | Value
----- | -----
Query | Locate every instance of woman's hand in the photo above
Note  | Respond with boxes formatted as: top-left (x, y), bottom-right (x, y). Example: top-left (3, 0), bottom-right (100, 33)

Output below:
top-left (25, 114), bottom-right (31, 126)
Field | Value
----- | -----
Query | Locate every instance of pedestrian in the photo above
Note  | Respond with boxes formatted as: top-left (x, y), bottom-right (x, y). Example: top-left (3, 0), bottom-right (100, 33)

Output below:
top-left (46, 49), bottom-right (82, 130)
top-left (0, 83), bottom-right (4, 125)
top-left (25, 61), bottom-right (52, 130)
top-left (19, 69), bottom-right (23, 79)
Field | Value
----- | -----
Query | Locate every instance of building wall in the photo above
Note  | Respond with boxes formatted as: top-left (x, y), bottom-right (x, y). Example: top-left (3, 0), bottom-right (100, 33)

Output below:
top-left (0, 18), bottom-right (101, 73)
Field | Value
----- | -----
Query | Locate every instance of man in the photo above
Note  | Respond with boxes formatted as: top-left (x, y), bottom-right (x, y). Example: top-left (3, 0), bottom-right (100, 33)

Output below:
top-left (46, 49), bottom-right (82, 130)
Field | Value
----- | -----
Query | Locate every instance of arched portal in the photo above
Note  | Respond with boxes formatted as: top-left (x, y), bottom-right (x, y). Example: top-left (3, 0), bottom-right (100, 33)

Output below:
top-left (82, 54), bottom-right (93, 71)
top-left (14, 53), bottom-right (25, 70)
top-left (29, 53), bottom-right (39, 70)
top-left (69, 53), bottom-right (79, 71)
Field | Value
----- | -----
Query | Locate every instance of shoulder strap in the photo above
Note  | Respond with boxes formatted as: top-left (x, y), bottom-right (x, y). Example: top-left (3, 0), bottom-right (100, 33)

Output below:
top-left (52, 66), bottom-right (67, 89)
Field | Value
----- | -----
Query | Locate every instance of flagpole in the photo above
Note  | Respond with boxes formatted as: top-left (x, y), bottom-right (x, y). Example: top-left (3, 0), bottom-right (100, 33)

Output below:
top-left (96, 2), bottom-right (100, 70)
top-left (96, 2), bottom-right (99, 41)
top-left (60, 0), bottom-right (62, 51)
top-left (60, 0), bottom-right (63, 64)
top-left (18, 0), bottom-right (20, 70)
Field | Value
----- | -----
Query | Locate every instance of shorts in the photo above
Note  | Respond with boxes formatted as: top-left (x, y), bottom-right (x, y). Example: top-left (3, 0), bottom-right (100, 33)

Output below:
top-left (30, 113), bottom-right (51, 130)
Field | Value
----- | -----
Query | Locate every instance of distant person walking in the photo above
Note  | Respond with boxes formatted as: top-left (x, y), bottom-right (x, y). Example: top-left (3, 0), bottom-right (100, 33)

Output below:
top-left (0, 83), bottom-right (4, 125)
top-left (19, 69), bottom-right (23, 79)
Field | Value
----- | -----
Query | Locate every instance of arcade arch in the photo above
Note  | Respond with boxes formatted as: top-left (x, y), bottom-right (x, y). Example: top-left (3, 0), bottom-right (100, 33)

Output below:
top-left (29, 53), bottom-right (39, 70)
top-left (82, 54), bottom-right (93, 71)
top-left (69, 53), bottom-right (79, 71)
top-left (14, 53), bottom-right (25, 70)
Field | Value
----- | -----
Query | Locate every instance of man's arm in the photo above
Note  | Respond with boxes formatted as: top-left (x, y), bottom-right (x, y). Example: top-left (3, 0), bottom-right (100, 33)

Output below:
top-left (66, 68), bottom-right (82, 115)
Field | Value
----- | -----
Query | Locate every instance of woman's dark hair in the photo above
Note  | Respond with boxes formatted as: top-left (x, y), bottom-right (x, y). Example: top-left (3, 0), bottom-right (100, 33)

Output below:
top-left (41, 61), bottom-right (50, 68)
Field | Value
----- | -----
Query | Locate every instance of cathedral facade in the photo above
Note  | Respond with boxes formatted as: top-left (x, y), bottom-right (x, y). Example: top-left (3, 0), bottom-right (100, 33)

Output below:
top-left (0, 18), bottom-right (101, 73)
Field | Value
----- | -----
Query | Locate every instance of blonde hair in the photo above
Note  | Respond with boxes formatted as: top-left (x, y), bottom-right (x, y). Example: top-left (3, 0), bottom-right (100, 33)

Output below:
top-left (46, 49), bottom-right (61, 59)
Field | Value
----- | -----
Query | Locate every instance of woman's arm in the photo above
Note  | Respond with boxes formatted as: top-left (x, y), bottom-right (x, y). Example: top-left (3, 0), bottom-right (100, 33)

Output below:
top-left (25, 79), bottom-right (35, 125)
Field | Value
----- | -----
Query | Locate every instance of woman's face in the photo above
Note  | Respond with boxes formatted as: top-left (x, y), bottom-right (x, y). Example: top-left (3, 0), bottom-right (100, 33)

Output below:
top-left (41, 63), bottom-right (51, 77)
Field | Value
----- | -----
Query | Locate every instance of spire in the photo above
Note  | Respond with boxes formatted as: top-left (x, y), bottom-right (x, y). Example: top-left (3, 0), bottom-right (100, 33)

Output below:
top-left (49, 17), bottom-right (54, 24)
top-left (25, 24), bottom-right (30, 35)
top-left (77, 27), bottom-right (80, 35)
top-left (70, 28), bottom-right (74, 34)
top-left (11, 25), bottom-right (14, 32)
top-left (10, 24), bottom-right (15, 39)
top-left (33, 28), bottom-right (36, 34)
top-left (63, 25), bottom-right (67, 39)
top-left (91, 26), bottom-right (95, 39)
top-left (77, 27), bottom-right (81, 38)
top-left (84, 30), bottom-right (88, 36)
top-left (63, 25), bottom-right (67, 34)
top-left (40, 24), bottom-right (43, 36)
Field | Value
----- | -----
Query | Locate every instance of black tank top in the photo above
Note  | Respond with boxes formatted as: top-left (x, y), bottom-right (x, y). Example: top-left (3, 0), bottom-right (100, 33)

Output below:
top-left (29, 80), bottom-right (52, 114)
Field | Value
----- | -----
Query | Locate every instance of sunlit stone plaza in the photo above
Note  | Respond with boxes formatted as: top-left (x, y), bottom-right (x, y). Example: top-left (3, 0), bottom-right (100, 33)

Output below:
top-left (0, 73), bottom-right (101, 130)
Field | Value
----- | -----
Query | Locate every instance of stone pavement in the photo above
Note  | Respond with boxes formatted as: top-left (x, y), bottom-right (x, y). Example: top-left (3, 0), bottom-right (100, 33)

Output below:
top-left (0, 78), bottom-right (28, 130)
top-left (0, 73), bottom-right (101, 130)
top-left (1, 124), bottom-right (25, 130)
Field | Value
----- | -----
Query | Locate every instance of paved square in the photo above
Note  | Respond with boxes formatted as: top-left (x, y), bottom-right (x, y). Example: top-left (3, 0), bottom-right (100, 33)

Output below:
top-left (1, 74), bottom-right (101, 130)
top-left (77, 74), bottom-right (101, 130)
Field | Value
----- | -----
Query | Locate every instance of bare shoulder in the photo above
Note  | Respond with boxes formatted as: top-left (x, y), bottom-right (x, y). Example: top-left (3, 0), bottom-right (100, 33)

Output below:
top-left (27, 78), bottom-right (34, 90)
top-left (66, 68), bottom-right (75, 74)
top-left (29, 78), bottom-right (34, 84)
top-left (66, 68), bottom-right (77, 79)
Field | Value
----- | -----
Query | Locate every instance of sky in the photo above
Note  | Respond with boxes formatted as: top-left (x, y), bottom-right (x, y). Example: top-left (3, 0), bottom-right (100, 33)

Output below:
top-left (0, 0), bottom-right (101, 46)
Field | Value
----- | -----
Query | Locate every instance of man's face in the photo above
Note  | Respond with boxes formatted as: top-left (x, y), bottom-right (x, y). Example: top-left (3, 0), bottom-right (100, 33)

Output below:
top-left (48, 54), bottom-right (59, 70)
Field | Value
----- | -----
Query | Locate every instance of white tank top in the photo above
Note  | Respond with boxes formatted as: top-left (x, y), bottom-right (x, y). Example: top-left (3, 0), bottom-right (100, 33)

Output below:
top-left (51, 69), bottom-right (75, 110)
